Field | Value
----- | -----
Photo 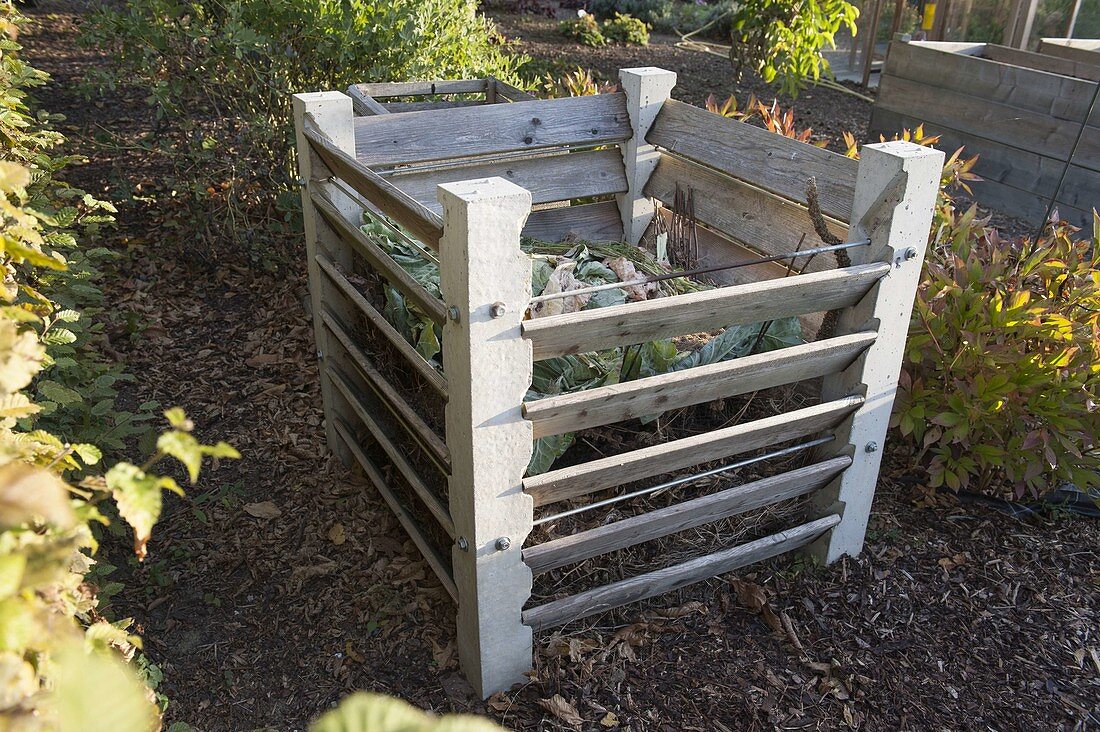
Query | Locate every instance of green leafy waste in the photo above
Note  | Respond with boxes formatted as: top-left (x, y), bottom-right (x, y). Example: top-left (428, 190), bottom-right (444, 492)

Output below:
top-left (361, 214), bottom-right (802, 476)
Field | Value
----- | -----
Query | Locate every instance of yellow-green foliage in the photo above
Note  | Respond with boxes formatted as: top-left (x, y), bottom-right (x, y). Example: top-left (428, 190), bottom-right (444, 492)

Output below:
top-left (602, 12), bottom-right (650, 44)
top-left (558, 13), bottom-right (607, 46)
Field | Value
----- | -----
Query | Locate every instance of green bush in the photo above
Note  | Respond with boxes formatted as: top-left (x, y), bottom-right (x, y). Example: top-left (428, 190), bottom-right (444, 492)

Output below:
top-left (558, 13), bottom-right (607, 46)
top-left (603, 12), bottom-right (651, 44)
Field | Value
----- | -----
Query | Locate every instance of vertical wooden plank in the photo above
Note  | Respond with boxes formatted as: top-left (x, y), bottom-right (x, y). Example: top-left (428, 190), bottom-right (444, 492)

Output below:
top-left (809, 141), bottom-right (943, 563)
top-left (617, 67), bottom-right (677, 245)
top-left (292, 91), bottom-right (357, 465)
top-left (438, 177), bottom-right (535, 698)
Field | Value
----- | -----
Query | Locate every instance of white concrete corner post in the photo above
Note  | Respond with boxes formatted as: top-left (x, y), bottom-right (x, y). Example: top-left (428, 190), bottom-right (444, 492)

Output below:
top-left (617, 67), bottom-right (677, 245)
top-left (810, 140), bottom-right (944, 564)
top-left (437, 177), bottom-right (535, 698)
top-left (292, 91), bottom-right (358, 466)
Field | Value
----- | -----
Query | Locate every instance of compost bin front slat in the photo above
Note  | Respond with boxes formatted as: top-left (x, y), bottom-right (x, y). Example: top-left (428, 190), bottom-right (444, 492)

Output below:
top-left (645, 152), bottom-right (846, 273)
top-left (523, 396), bottom-right (863, 506)
top-left (303, 117), bottom-right (445, 249)
top-left (350, 79), bottom-right (490, 98)
top-left (387, 147), bottom-right (628, 215)
top-left (522, 262), bottom-right (889, 361)
top-left (983, 43), bottom-right (1100, 81)
top-left (646, 99), bottom-right (857, 222)
top-left (353, 93), bottom-right (631, 167)
top-left (311, 186), bottom-right (448, 326)
top-left (324, 313), bottom-right (451, 472)
top-left (524, 456), bottom-right (852, 574)
top-left (315, 255), bottom-right (447, 396)
top-left (328, 365), bottom-right (454, 535)
top-left (524, 331), bottom-right (877, 438)
top-left (490, 77), bottom-right (538, 102)
top-left (523, 200), bottom-right (624, 242)
top-left (522, 514), bottom-right (841, 631)
top-left (333, 420), bottom-right (457, 600)
top-left (383, 100), bottom-right (485, 113)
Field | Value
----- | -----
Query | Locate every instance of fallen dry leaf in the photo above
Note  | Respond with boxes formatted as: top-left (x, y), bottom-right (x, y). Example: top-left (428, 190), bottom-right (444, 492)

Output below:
top-left (538, 694), bottom-right (583, 728)
top-left (244, 353), bottom-right (280, 367)
top-left (327, 522), bottom-right (345, 545)
top-left (600, 711), bottom-right (619, 728)
top-left (243, 501), bottom-right (281, 519)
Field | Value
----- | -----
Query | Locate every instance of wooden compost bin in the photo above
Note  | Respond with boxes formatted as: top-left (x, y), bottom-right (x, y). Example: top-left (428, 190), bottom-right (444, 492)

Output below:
top-left (871, 40), bottom-right (1100, 228)
top-left (292, 68), bottom-right (942, 697)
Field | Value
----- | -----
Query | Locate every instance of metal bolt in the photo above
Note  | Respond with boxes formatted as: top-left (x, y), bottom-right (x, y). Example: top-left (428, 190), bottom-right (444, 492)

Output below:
top-left (448, 306), bottom-right (460, 322)
top-left (490, 302), bottom-right (506, 318)
top-left (316, 349), bottom-right (324, 361)
top-left (495, 537), bottom-right (511, 551)
top-left (895, 246), bottom-right (918, 267)
top-left (457, 536), bottom-right (469, 551)
top-left (865, 441), bottom-right (879, 453)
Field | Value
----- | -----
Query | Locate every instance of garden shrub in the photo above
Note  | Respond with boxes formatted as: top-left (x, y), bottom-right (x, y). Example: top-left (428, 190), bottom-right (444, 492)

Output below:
top-left (559, 12), bottom-right (607, 46)
top-left (602, 12), bottom-right (651, 44)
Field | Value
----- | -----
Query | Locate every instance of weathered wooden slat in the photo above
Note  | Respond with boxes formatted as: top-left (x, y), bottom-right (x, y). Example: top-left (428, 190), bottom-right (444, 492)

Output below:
top-left (983, 43), bottom-right (1100, 81)
top-left (353, 93), bottom-right (631, 166)
top-left (523, 200), bottom-right (624, 242)
top-left (303, 116), bottom-right (445, 250)
top-left (524, 331), bottom-right (877, 438)
top-left (524, 456), bottom-right (851, 574)
top-left (522, 514), bottom-right (841, 630)
top-left (311, 186), bottom-right (448, 325)
top-left (324, 313), bottom-right (451, 472)
top-left (646, 99), bottom-right (857, 222)
top-left (346, 85), bottom-right (389, 116)
top-left (522, 262), bottom-right (888, 361)
top-left (491, 77), bottom-right (538, 102)
top-left (389, 148), bottom-right (627, 215)
top-left (315, 256), bottom-right (448, 396)
top-left (524, 396), bottom-right (862, 506)
top-left (644, 153), bottom-right (846, 273)
top-left (333, 419), bottom-right (457, 600)
top-left (350, 79), bottom-right (489, 98)
top-left (383, 100), bottom-right (484, 113)
top-left (1038, 38), bottom-right (1100, 66)
top-left (329, 369), bottom-right (454, 536)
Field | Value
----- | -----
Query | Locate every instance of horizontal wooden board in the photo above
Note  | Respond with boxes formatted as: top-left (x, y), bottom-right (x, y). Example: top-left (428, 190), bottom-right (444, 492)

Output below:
top-left (522, 514), bottom-right (840, 630)
top-left (383, 100), bottom-right (483, 113)
top-left (350, 80), bottom-right (488, 98)
top-left (983, 43), bottom-right (1100, 82)
top-left (353, 93), bottom-right (631, 167)
top-left (523, 200), bottom-right (624, 242)
top-left (304, 118), bottom-right (445, 249)
top-left (491, 77), bottom-right (538, 102)
top-left (524, 456), bottom-right (850, 573)
top-left (524, 396), bottom-right (862, 506)
top-left (522, 262), bottom-right (888, 361)
top-left (1039, 39), bottom-right (1100, 66)
top-left (333, 420), bottom-right (457, 600)
top-left (523, 331), bottom-right (877, 438)
top-left (388, 148), bottom-right (627, 215)
top-left (645, 153), bottom-right (847, 274)
top-left (329, 368), bottom-right (454, 536)
top-left (311, 186), bottom-right (448, 325)
top-left (647, 99), bottom-right (857, 222)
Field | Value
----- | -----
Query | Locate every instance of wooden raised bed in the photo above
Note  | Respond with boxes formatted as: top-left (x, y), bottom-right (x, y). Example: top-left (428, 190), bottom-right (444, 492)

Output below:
top-left (871, 39), bottom-right (1100, 228)
top-left (293, 69), bottom-right (942, 697)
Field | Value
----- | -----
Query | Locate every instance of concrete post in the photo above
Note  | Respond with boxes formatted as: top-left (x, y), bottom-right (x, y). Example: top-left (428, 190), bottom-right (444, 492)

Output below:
top-left (617, 67), bottom-right (677, 245)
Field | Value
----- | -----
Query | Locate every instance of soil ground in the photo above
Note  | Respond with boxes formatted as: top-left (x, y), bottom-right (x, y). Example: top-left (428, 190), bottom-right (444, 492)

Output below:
top-left (25, 4), bottom-right (1100, 731)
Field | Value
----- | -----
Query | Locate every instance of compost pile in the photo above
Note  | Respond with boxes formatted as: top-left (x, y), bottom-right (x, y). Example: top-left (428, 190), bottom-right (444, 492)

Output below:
top-left (362, 213), bottom-right (803, 475)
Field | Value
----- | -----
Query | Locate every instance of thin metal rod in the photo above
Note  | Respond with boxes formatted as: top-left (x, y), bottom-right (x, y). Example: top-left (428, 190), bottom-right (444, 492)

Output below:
top-left (533, 435), bottom-right (834, 526)
top-left (528, 240), bottom-right (871, 305)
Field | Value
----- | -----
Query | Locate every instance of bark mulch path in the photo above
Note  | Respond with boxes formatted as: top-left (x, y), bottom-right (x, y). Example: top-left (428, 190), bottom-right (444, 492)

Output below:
top-left (27, 4), bottom-right (1100, 731)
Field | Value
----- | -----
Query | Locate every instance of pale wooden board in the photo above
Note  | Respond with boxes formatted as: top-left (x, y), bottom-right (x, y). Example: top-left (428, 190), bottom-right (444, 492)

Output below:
top-left (353, 93), bottom-right (631, 167)
top-left (522, 514), bottom-right (841, 631)
top-left (333, 419), bottom-right (457, 600)
top-left (388, 148), bottom-right (627, 216)
top-left (1039, 38), bottom-right (1100, 66)
top-left (521, 262), bottom-right (888, 361)
top-left (522, 200), bottom-right (624, 242)
top-left (312, 185), bottom-right (448, 325)
top-left (646, 99), bottom-right (858, 222)
top-left (383, 100), bottom-right (484, 113)
top-left (524, 456), bottom-right (850, 574)
top-left (350, 79), bottom-right (489, 98)
top-left (984, 43), bottom-right (1100, 81)
top-left (524, 331), bottom-right (877, 438)
top-left (329, 367), bottom-right (454, 536)
top-left (644, 153), bottom-right (847, 274)
top-left (491, 78), bottom-right (538, 102)
top-left (523, 396), bottom-right (862, 506)
top-left (347, 85), bottom-right (389, 116)
top-left (304, 118), bottom-right (445, 249)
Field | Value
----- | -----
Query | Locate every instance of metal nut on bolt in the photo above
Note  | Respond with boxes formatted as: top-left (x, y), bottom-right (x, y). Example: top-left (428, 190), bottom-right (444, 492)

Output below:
top-left (447, 306), bottom-right (460, 322)
top-left (865, 441), bottom-right (879, 453)
top-left (495, 537), bottom-right (511, 551)
top-left (894, 246), bottom-right (918, 267)
top-left (490, 302), bottom-right (506, 318)
top-left (457, 537), bottom-right (469, 551)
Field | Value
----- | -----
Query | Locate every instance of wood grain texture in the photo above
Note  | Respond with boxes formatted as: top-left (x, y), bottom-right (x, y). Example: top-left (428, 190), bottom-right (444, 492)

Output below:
top-left (644, 153), bottom-right (847, 273)
top-left (491, 78), bottom-right (538, 102)
top-left (353, 93), bottom-right (631, 166)
top-left (349, 79), bottom-right (488, 98)
top-left (324, 313), bottom-right (451, 472)
top-left (524, 456), bottom-right (851, 574)
top-left (522, 262), bottom-right (888, 361)
top-left (311, 186), bottom-right (448, 325)
top-left (524, 331), bottom-right (877, 438)
top-left (346, 85), bottom-right (389, 117)
top-left (315, 255), bottom-right (448, 396)
top-left (333, 419), bottom-right (457, 600)
top-left (522, 200), bottom-right (625, 242)
top-left (522, 514), bottom-right (841, 630)
top-left (388, 148), bottom-right (627, 215)
top-left (983, 43), bottom-right (1100, 81)
top-left (304, 117), bottom-right (445, 249)
top-left (1038, 38), bottom-right (1100, 66)
top-left (523, 396), bottom-right (862, 506)
top-left (383, 100), bottom-right (484, 113)
top-left (646, 99), bottom-right (857, 222)
top-left (328, 368), bottom-right (454, 536)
